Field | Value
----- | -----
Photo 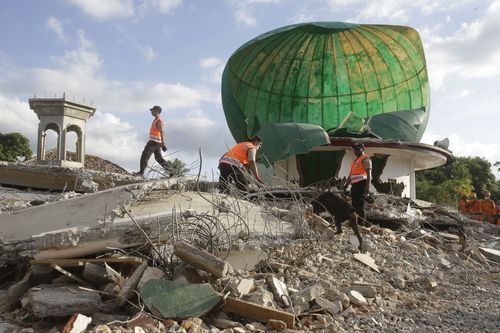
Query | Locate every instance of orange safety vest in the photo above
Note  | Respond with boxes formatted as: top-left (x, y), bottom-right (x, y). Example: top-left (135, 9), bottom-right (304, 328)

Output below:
top-left (149, 117), bottom-right (164, 143)
top-left (350, 155), bottom-right (369, 184)
top-left (468, 199), bottom-right (481, 214)
top-left (458, 199), bottom-right (469, 215)
top-left (480, 199), bottom-right (496, 220)
top-left (219, 142), bottom-right (255, 167)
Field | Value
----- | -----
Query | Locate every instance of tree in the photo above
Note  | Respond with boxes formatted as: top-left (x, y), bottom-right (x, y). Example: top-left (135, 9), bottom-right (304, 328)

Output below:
top-left (164, 158), bottom-right (189, 177)
top-left (416, 156), bottom-right (499, 204)
top-left (0, 132), bottom-right (32, 162)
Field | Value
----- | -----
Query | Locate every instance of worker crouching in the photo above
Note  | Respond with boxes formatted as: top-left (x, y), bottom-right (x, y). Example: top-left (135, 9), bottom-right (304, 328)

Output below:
top-left (218, 136), bottom-right (263, 193)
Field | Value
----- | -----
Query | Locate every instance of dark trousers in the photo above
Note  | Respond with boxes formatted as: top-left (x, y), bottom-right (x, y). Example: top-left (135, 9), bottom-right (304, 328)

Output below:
top-left (218, 163), bottom-right (248, 193)
top-left (351, 180), bottom-right (367, 224)
top-left (139, 141), bottom-right (169, 174)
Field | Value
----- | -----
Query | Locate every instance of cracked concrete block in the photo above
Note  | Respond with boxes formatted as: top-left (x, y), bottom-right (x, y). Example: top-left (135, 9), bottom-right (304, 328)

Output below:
top-left (244, 288), bottom-right (275, 308)
top-left (295, 283), bottom-right (325, 302)
top-left (28, 284), bottom-right (102, 317)
top-left (352, 285), bottom-right (377, 298)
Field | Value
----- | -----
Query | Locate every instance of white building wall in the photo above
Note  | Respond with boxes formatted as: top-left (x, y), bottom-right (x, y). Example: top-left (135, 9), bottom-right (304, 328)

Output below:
top-left (377, 155), bottom-right (411, 198)
top-left (273, 150), bottom-right (414, 197)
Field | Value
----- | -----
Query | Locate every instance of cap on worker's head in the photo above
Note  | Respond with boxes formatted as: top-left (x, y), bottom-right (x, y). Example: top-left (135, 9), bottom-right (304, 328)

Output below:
top-left (352, 142), bottom-right (364, 150)
top-left (150, 105), bottom-right (162, 113)
top-left (249, 135), bottom-right (263, 143)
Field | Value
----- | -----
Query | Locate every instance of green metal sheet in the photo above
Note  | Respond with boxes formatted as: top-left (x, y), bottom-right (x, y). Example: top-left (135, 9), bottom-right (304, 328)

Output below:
top-left (140, 280), bottom-right (220, 319)
top-left (222, 22), bottom-right (429, 143)
top-left (255, 122), bottom-right (330, 164)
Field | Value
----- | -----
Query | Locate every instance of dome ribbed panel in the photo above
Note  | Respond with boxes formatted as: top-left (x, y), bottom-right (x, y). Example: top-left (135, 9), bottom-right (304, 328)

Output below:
top-left (222, 22), bottom-right (429, 143)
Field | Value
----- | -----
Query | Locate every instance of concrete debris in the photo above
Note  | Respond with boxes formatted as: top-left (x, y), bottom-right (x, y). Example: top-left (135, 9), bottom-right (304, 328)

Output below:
top-left (0, 180), bottom-right (499, 332)
top-left (62, 313), bottom-right (92, 333)
top-left (28, 285), bottom-right (102, 317)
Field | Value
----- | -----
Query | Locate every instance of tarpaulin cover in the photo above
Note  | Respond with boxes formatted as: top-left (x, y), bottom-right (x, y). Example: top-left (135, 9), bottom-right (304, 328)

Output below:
top-left (140, 280), bottom-right (220, 319)
top-left (255, 122), bottom-right (330, 164)
top-left (222, 22), bottom-right (429, 144)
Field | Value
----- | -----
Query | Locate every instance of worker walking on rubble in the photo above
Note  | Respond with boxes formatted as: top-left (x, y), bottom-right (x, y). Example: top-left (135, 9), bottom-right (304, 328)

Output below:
top-left (344, 142), bottom-right (372, 225)
top-left (134, 105), bottom-right (171, 177)
top-left (218, 136), bottom-right (263, 193)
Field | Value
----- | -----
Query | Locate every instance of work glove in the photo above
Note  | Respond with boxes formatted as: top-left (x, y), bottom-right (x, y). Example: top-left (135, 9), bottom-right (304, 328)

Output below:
top-left (161, 144), bottom-right (167, 152)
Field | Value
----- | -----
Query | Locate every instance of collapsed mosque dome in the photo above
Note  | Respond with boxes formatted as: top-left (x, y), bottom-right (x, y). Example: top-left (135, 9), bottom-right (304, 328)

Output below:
top-left (222, 22), bottom-right (429, 143)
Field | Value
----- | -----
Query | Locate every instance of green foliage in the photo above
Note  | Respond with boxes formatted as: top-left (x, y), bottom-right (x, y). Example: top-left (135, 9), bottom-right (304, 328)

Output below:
top-left (165, 158), bottom-right (189, 177)
top-left (416, 156), bottom-right (499, 204)
top-left (417, 178), bottom-right (473, 206)
top-left (0, 132), bottom-right (32, 162)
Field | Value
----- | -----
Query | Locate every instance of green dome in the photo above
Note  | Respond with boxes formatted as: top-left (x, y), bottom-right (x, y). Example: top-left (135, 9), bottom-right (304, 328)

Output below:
top-left (221, 22), bottom-right (429, 143)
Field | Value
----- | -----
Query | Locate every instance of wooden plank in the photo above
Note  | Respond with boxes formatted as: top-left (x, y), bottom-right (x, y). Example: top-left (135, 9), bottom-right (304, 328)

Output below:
top-left (221, 296), bottom-right (295, 328)
top-left (31, 257), bottom-right (144, 267)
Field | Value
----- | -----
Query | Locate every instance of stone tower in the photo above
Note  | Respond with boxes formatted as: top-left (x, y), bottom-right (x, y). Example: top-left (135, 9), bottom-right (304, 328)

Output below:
top-left (29, 97), bottom-right (96, 168)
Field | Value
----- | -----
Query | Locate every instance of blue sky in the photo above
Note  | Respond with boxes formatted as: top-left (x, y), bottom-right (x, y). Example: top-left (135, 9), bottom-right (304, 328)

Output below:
top-left (0, 0), bottom-right (499, 178)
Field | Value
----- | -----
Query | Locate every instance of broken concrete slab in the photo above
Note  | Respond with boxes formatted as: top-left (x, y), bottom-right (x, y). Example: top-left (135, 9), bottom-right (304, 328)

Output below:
top-left (28, 285), bottom-right (102, 317)
top-left (479, 247), bottom-right (500, 263)
top-left (353, 252), bottom-right (380, 273)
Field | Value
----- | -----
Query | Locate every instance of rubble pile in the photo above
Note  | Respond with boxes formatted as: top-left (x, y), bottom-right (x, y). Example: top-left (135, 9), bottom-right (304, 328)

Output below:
top-left (24, 150), bottom-right (130, 175)
top-left (0, 184), bottom-right (499, 333)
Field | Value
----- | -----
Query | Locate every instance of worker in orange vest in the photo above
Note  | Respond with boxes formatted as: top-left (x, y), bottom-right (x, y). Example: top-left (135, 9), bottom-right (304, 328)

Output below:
top-left (134, 105), bottom-right (170, 177)
top-left (218, 136), bottom-right (263, 193)
top-left (458, 194), bottom-right (470, 215)
top-left (480, 191), bottom-right (496, 224)
top-left (344, 142), bottom-right (372, 225)
top-left (467, 192), bottom-right (482, 221)
top-left (496, 200), bottom-right (500, 225)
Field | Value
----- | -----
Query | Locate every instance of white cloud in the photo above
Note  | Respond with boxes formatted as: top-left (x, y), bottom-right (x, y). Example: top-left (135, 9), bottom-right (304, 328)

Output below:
top-left (422, 132), bottom-right (500, 178)
top-left (86, 112), bottom-right (143, 169)
top-left (459, 89), bottom-right (470, 98)
top-left (142, 46), bottom-right (157, 62)
top-left (199, 57), bottom-right (222, 69)
top-left (46, 17), bottom-right (68, 43)
top-left (66, 0), bottom-right (135, 20)
top-left (167, 109), bottom-right (234, 159)
top-left (235, 8), bottom-right (257, 27)
top-left (230, 0), bottom-right (283, 27)
top-left (199, 57), bottom-right (225, 84)
top-left (0, 96), bottom-right (39, 143)
top-left (145, 0), bottom-right (183, 14)
top-left (423, 2), bottom-right (500, 88)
